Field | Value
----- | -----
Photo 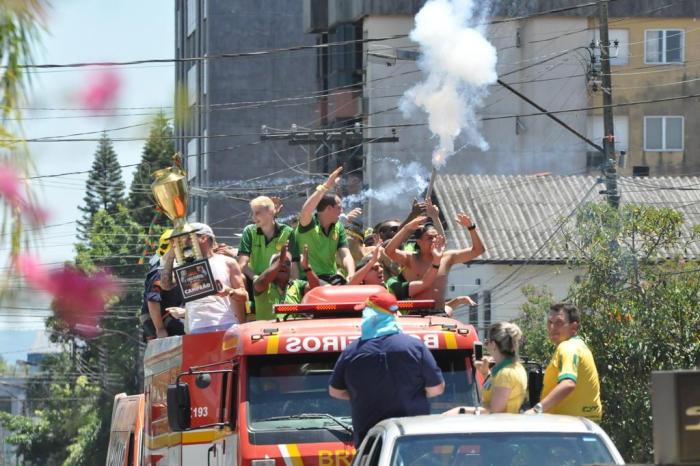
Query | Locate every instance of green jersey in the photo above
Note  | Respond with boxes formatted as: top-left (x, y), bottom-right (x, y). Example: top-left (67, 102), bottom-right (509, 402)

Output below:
top-left (238, 222), bottom-right (293, 275)
top-left (385, 274), bottom-right (410, 300)
top-left (293, 214), bottom-right (348, 278)
top-left (254, 279), bottom-right (308, 319)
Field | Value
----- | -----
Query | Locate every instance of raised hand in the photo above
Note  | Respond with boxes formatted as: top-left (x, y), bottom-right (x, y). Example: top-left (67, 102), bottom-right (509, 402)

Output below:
top-left (456, 213), bottom-right (475, 228)
top-left (425, 198), bottom-right (440, 218)
top-left (277, 242), bottom-right (289, 269)
top-left (346, 207), bottom-right (362, 224)
top-left (271, 196), bottom-right (284, 216)
top-left (406, 215), bottom-right (427, 230)
top-left (300, 244), bottom-right (310, 271)
top-left (431, 235), bottom-right (446, 262)
top-left (324, 166), bottom-right (343, 190)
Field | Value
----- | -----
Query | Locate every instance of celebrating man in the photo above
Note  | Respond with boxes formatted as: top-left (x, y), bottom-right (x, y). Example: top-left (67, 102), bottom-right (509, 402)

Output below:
top-left (161, 223), bottom-right (248, 333)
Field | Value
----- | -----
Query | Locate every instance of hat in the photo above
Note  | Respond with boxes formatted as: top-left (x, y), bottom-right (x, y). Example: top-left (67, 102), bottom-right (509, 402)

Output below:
top-left (190, 222), bottom-right (215, 239)
top-left (157, 229), bottom-right (173, 256)
top-left (354, 290), bottom-right (399, 313)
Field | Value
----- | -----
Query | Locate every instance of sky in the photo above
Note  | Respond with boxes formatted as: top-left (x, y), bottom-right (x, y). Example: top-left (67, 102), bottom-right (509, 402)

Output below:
top-left (0, 0), bottom-right (174, 363)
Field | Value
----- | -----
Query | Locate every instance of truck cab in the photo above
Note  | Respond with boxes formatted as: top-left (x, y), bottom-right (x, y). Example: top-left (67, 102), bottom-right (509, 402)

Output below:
top-left (136, 285), bottom-right (481, 466)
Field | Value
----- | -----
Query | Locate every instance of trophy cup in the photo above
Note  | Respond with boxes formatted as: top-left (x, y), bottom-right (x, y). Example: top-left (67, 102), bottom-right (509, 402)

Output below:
top-left (151, 155), bottom-right (217, 302)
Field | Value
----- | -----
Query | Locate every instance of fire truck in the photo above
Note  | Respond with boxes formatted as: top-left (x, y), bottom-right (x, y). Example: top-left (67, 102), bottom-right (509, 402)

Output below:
top-left (106, 284), bottom-right (482, 466)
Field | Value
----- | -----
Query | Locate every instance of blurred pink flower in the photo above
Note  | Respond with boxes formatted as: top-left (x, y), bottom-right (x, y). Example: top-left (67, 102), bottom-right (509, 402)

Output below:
top-left (15, 255), bottom-right (122, 337)
top-left (0, 165), bottom-right (48, 226)
top-left (80, 69), bottom-right (122, 111)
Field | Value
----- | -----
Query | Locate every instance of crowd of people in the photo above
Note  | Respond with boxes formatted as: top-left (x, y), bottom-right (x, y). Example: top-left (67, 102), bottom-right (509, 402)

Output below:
top-left (141, 166), bottom-right (486, 336)
top-left (139, 167), bottom-right (602, 446)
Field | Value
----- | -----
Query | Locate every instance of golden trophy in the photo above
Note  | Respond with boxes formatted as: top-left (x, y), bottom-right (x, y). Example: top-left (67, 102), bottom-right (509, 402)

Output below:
top-left (151, 154), bottom-right (216, 302)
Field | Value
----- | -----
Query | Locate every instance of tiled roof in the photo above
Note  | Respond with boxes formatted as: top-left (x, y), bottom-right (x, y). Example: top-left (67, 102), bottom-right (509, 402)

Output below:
top-left (435, 174), bottom-right (700, 263)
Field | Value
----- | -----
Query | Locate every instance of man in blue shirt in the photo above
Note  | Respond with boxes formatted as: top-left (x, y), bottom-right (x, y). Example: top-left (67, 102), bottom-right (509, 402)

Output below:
top-left (329, 291), bottom-right (445, 446)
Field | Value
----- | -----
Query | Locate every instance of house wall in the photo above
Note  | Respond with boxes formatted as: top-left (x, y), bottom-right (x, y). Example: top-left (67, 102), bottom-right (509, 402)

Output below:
top-left (588, 17), bottom-right (700, 176)
top-left (446, 263), bottom-right (580, 337)
top-left (362, 14), bottom-right (592, 226)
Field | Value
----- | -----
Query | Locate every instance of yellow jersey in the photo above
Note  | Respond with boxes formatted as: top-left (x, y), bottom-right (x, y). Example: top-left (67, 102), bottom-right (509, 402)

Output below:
top-left (542, 336), bottom-right (602, 421)
top-left (483, 359), bottom-right (528, 413)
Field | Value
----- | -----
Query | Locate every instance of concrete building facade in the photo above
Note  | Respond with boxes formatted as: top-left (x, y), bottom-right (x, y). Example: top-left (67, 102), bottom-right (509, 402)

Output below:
top-left (175, 0), bottom-right (319, 237)
top-left (304, 0), bottom-right (700, 224)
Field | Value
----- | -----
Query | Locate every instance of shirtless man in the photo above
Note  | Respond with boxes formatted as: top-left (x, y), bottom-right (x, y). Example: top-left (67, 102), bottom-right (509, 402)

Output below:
top-left (384, 213), bottom-right (484, 308)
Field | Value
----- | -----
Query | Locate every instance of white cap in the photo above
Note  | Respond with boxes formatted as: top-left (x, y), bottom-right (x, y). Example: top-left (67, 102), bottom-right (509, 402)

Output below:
top-left (190, 222), bottom-right (215, 239)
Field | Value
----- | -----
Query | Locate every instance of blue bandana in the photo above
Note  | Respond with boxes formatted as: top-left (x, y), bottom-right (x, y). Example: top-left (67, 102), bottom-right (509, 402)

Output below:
top-left (360, 307), bottom-right (401, 340)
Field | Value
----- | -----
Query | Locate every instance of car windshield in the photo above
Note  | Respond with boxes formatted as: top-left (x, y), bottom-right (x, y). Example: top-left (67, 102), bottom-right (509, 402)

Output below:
top-left (246, 349), bottom-right (479, 430)
top-left (391, 433), bottom-right (616, 466)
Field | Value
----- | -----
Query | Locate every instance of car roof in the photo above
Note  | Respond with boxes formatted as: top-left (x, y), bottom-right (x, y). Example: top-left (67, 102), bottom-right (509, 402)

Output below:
top-left (376, 414), bottom-right (602, 436)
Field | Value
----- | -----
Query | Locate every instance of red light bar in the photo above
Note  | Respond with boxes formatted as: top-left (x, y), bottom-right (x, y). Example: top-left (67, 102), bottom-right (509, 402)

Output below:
top-left (273, 300), bottom-right (436, 314)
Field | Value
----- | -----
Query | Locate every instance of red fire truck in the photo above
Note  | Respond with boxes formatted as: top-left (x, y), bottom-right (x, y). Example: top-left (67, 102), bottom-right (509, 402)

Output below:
top-left (107, 284), bottom-right (482, 466)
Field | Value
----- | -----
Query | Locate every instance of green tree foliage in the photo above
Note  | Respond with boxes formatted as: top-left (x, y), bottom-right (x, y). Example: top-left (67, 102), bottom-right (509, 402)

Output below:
top-left (127, 112), bottom-right (176, 229)
top-left (515, 285), bottom-right (554, 364)
top-left (519, 202), bottom-right (700, 463)
top-left (8, 207), bottom-right (148, 465)
top-left (77, 133), bottom-right (125, 241)
top-left (0, 375), bottom-right (99, 466)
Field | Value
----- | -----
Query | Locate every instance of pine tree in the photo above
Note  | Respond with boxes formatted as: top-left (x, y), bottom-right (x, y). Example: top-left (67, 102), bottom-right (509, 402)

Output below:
top-left (127, 111), bottom-right (176, 228)
top-left (77, 133), bottom-right (125, 240)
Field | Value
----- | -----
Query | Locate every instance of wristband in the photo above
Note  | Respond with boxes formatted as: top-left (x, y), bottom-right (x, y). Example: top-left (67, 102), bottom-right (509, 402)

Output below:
top-left (467, 224), bottom-right (477, 231)
top-left (316, 184), bottom-right (329, 192)
top-left (432, 264), bottom-right (440, 269)
top-left (303, 267), bottom-right (312, 273)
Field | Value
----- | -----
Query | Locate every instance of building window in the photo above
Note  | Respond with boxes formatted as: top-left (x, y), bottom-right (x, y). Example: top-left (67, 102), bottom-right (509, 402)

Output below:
top-left (187, 63), bottom-right (198, 107)
top-left (203, 0), bottom-right (207, 20)
top-left (202, 56), bottom-right (208, 96)
top-left (645, 29), bottom-right (684, 64)
top-left (593, 29), bottom-right (629, 66)
top-left (187, 138), bottom-right (198, 180)
top-left (587, 115), bottom-right (629, 152)
top-left (187, 0), bottom-right (196, 36)
top-left (644, 116), bottom-right (684, 151)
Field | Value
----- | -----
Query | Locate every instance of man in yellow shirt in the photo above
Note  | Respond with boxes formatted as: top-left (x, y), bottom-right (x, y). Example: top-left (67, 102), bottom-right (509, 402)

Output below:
top-left (526, 303), bottom-right (602, 422)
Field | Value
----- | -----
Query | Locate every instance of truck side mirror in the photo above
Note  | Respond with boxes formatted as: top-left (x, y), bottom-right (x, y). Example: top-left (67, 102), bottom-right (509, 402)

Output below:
top-left (167, 383), bottom-right (191, 431)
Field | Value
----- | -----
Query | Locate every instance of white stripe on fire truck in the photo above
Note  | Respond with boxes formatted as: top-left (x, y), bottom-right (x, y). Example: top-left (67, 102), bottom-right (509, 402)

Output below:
top-left (278, 444), bottom-right (304, 466)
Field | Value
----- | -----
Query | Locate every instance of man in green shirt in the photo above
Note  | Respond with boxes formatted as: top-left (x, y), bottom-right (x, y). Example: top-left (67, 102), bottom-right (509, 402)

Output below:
top-left (253, 244), bottom-right (320, 319)
top-left (294, 167), bottom-right (355, 283)
top-left (237, 196), bottom-right (293, 317)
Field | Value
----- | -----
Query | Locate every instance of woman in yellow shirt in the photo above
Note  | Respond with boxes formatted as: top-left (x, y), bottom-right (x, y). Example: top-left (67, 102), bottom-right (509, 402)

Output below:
top-left (446, 322), bottom-right (528, 414)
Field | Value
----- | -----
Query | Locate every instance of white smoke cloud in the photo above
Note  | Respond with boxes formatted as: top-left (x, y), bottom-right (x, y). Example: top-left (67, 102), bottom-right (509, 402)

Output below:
top-left (401, 0), bottom-right (497, 167)
top-left (343, 161), bottom-right (429, 207)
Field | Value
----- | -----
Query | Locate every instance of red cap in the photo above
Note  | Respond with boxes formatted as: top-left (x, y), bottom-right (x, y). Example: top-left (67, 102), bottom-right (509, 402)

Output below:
top-left (354, 290), bottom-right (399, 313)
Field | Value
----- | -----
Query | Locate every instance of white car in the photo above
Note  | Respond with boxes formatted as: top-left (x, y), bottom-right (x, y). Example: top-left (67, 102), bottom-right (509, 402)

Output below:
top-left (352, 414), bottom-right (624, 466)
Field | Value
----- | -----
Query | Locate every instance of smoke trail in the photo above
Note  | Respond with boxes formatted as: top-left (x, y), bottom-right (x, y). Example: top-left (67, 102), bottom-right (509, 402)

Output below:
top-left (343, 162), bottom-right (429, 207)
top-left (400, 0), bottom-right (497, 167)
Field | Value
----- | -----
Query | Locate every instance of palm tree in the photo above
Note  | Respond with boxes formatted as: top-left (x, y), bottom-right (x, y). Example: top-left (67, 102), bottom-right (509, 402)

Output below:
top-left (0, 0), bottom-right (45, 259)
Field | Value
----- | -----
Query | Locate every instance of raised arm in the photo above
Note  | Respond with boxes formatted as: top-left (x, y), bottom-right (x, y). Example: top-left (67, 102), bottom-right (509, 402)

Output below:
top-left (447, 213), bottom-right (485, 265)
top-left (300, 245), bottom-right (321, 291)
top-left (424, 198), bottom-right (445, 238)
top-left (253, 243), bottom-right (287, 293)
top-left (407, 235), bottom-right (445, 297)
top-left (385, 215), bottom-right (426, 267)
top-left (300, 167), bottom-right (342, 227)
top-left (160, 248), bottom-right (176, 290)
top-left (349, 247), bottom-right (381, 285)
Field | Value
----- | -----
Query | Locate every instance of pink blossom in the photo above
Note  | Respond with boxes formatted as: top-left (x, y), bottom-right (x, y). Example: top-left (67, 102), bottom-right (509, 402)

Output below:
top-left (0, 165), bottom-right (48, 226)
top-left (80, 69), bottom-right (122, 112)
top-left (16, 255), bottom-right (121, 337)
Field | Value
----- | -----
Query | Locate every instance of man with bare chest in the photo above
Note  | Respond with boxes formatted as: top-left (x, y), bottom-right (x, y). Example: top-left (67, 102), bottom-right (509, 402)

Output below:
top-left (385, 213), bottom-right (484, 307)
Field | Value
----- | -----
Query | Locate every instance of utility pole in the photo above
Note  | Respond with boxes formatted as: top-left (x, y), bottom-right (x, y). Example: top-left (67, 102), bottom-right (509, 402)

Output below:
top-left (598, 0), bottom-right (620, 208)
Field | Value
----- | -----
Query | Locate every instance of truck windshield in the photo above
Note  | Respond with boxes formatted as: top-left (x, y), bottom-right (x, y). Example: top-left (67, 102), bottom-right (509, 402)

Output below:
top-left (246, 349), bottom-right (478, 430)
top-left (391, 433), bottom-right (616, 466)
